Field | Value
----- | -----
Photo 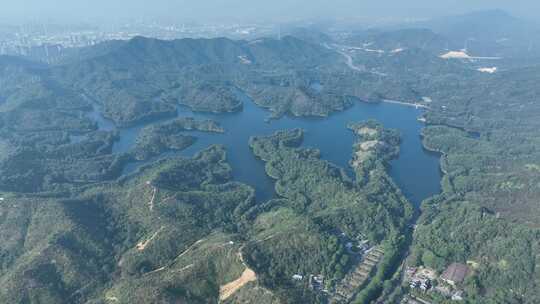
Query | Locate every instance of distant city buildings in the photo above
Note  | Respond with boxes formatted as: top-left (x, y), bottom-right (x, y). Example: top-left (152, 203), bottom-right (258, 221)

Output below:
top-left (0, 21), bottom-right (276, 63)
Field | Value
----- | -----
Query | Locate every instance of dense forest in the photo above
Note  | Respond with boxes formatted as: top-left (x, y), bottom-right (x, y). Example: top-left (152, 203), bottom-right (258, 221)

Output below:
top-left (0, 122), bottom-right (411, 303)
top-left (1, 10), bottom-right (540, 303)
top-left (131, 117), bottom-right (224, 161)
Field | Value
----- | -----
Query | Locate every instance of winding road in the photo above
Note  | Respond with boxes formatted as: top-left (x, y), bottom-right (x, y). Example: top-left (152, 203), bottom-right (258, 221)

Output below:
top-left (330, 44), bottom-right (430, 110)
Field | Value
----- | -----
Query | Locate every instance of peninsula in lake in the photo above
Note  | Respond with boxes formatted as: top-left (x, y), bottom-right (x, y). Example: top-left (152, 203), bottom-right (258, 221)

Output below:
top-left (1, 5), bottom-right (540, 304)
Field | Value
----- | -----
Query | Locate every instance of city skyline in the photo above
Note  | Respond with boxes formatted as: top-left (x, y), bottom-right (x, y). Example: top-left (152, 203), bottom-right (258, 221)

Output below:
top-left (2, 0), bottom-right (540, 24)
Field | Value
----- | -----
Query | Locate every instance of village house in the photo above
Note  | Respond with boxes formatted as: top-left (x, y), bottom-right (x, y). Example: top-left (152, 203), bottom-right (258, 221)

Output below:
top-left (309, 274), bottom-right (324, 291)
top-left (292, 274), bottom-right (303, 281)
top-left (440, 263), bottom-right (469, 286)
top-left (419, 279), bottom-right (432, 292)
top-left (452, 290), bottom-right (465, 301)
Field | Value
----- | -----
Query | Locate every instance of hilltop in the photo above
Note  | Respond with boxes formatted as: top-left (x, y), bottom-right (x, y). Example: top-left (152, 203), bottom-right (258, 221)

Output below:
top-left (2, 12), bottom-right (540, 303)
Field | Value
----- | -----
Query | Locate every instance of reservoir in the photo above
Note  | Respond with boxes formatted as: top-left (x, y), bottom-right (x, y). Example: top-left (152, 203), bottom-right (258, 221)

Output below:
top-left (99, 98), bottom-right (442, 207)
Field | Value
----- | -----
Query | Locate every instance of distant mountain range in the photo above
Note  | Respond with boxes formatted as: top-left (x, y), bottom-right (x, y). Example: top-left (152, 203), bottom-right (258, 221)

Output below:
top-left (2, 9), bottom-right (540, 304)
top-left (341, 10), bottom-right (540, 58)
top-left (405, 10), bottom-right (540, 57)
top-left (342, 28), bottom-right (449, 54)
top-left (416, 10), bottom-right (534, 40)
top-left (56, 35), bottom-right (338, 70)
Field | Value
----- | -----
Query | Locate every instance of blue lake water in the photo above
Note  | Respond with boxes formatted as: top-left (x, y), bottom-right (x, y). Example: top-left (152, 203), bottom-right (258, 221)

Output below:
top-left (94, 98), bottom-right (442, 207)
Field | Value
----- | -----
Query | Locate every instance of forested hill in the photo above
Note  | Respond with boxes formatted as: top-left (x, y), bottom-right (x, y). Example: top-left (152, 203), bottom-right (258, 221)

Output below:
top-left (413, 9), bottom-right (540, 57)
top-left (46, 35), bottom-right (345, 126)
top-left (55, 35), bottom-right (339, 71)
top-left (2, 12), bottom-right (540, 302)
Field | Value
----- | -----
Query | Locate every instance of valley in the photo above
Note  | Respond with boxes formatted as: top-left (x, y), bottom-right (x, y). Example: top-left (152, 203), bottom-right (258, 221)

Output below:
top-left (1, 9), bottom-right (540, 304)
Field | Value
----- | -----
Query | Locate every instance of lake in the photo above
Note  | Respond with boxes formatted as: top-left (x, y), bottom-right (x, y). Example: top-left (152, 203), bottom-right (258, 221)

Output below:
top-left (95, 98), bottom-right (442, 207)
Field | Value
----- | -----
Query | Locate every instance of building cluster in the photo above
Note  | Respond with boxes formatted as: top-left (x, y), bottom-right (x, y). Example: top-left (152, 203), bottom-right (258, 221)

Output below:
top-left (0, 21), bottom-right (275, 62)
top-left (292, 274), bottom-right (303, 281)
top-left (0, 25), bottom-right (127, 57)
top-left (309, 274), bottom-right (325, 292)
top-left (338, 231), bottom-right (372, 255)
top-left (332, 246), bottom-right (384, 303)
top-left (299, 233), bottom-right (383, 303)
top-left (405, 263), bottom-right (471, 302)
top-left (409, 277), bottom-right (432, 292)
top-left (406, 266), bottom-right (437, 292)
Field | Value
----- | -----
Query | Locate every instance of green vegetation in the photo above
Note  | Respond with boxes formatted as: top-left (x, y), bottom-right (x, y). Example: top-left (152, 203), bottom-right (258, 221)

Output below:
top-left (0, 56), bottom-right (126, 193)
top-left (247, 127), bottom-right (412, 302)
top-left (2, 22), bottom-right (540, 303)
top-left (399, 34), bottom-right (540, 304)
top-left (0, 59), bottom-right (415, 301)
top-left (331, 22), bottom-right (540, 303)
top-left (410, 201), bottom-right (540, 304)
top-left (0, 125), bottom-right (411, 303)
top-left (0, 127), bottom-right (125, 193)
top-left (167, 83), bottom-right (243, 113)
top-left (347, 120), bottom-right (401, 184)
top-left (353, 236), bottom-right (407, 304)
top-left (131, 117), bottom-right (223, 160)
top-left (0, 146), bottom-right (258, 303)
top-left (49, 35), bottom-right (350, 123)
top-left (243, 82), bottom-right (354, 118)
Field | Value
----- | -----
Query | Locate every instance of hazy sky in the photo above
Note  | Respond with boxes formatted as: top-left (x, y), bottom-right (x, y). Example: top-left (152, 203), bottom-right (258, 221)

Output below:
top-left (2, 0), bottom-right (539, 24)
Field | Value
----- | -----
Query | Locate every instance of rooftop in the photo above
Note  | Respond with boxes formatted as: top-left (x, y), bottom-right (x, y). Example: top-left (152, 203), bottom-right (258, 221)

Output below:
top-left (441, 263), bottom-right (469, 285)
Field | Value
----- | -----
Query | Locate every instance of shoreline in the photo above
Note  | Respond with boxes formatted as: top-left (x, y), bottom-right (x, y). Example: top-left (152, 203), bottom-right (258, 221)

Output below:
top-left (381, 99), bottom-right (430, 109)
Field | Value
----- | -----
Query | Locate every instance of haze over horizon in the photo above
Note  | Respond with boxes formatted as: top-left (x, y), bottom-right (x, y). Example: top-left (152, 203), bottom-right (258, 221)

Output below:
top-left (1, 0), bottom-right (539, 24)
